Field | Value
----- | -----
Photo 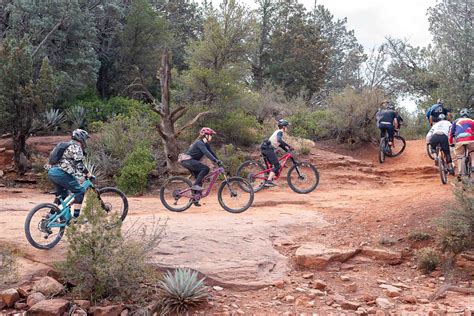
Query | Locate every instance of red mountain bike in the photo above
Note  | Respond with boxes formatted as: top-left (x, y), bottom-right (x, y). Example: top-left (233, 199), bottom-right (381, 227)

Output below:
top-left (236, 151), bottom-right (319, 193)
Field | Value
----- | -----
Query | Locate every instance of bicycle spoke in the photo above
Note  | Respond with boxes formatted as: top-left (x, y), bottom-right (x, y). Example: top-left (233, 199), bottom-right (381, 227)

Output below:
top-left (218, 178), bottom-right (254, 213)
top-left (160, 177), bottom-right (193, 212)
top-left (25, 205), bottom-right (65, 249)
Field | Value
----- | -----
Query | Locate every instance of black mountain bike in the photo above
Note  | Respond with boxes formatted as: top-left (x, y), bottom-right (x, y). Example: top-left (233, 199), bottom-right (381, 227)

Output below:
top-left (379, 130), bottom-right (406, 163)
top-left (432, 145), bottom-right (449, 184)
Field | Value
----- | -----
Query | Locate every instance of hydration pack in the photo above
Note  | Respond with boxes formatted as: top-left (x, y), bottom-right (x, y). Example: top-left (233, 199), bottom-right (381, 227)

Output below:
top-left (48, 141), bottom-right (72, 165)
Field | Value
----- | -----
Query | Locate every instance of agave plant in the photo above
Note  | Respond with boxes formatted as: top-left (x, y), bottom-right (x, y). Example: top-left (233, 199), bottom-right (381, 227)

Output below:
top-left (157, 268), bottom-right (208, 316)
top-left (66, 105), bottom-right (87, 129)
top-left (32, 108), bottom-right (65, 132)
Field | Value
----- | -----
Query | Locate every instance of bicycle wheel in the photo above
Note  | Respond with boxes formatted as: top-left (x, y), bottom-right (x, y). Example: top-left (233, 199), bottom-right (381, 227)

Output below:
top-left (160, 176), bottom-right (193, 212)
top-left (25, 203), bottom-right (65, 250)
top-left (287, 162), bottom-right (320, 194)
top-left (379, 138), bottom-right (386, 163)
top-left (98, 187), bottom-right (128, 223)
top-left (236, 160), bottom-right (268, 193)
top-left (217, 177), bottom-right (254, 213)
top-left (427, 143), bottom-right (435, 160)
top-left (386, 135), bottom-right (406, 157)
top-left (439, 157), bottom-right (448, 185)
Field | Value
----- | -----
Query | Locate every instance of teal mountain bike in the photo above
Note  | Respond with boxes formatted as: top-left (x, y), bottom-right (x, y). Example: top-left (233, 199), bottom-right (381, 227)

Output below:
top-left (24, 176), bottom-right (128, 250)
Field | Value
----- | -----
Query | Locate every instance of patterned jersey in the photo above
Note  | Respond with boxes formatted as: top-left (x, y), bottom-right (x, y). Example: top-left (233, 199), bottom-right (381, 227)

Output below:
top-left (449, 118), bottom-right (474, 144)
top-left (54, 140), bottom-right (88, 178)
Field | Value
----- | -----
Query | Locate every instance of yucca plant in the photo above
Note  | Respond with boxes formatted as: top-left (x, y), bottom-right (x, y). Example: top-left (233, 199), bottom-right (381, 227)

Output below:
top-left (32, 108), bottom-right (65, 132)
top-left (66, 105), bottom-right (87, 129)
top-left (156, 268), bottom-right (208, 316)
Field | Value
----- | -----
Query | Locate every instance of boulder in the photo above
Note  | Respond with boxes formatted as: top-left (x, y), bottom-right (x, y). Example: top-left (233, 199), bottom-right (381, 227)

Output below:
top-left (295, 243), bottom-right (359, 269)
top-left (401, 295), bottom-right (417, 304)
top-left (74, 300), bottom-right (91, 311)
top-left (0, 301), bottom-right (6, 310)
top-left (375, 297), bottom-right (395, 309)
top-left (28, 299), bottom-right (70, 315)
top-left (313, 279), bottom-right (327, 290)
top-left (27, 292), bottom-right (46, 308)
top-left (89, 305), bottom-right (124, 316)
top-left (379, 284), bottom-right (402, 297)
top-left (360, 247), bottom-right (402, 265)
top-left (0, 288), bottom-right (20, 307)
top-left (14, 301), bottom-right (28, 309)
top-left (32, 276), bottom-right (64, 296)
top-left (340, 300), bottom-right (361, 311)
top-left (17, 283), bottom-right (33, 297)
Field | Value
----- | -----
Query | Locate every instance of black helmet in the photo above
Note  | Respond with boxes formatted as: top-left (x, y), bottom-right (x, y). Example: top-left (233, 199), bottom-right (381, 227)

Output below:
top-left (72, 129), bottom-right (90, 143)
top-left (278, 119), bottom-right (290, 128)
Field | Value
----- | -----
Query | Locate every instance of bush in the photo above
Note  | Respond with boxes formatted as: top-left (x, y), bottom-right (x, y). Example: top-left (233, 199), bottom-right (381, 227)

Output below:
top-left (218, 144), bottom-right (248, 176)
top-left (155, 268), bottom-right (208, 316)
top-left (116, 145), bottom-right (156, 195)
top-left (408, 231), bottom-right (431, 242)
top-left (437, 181), bottom-right (474, 255)
top-left (57, 192), bottom-right (165, 301)
top-left (289, 110), bottom-right (332, 140)
top-left (299, 146), bottom-right (311, 155)
top-left (88, 112), bottom-right (160, 181)
top-left (0, 245), bottom-right (18, 284)
top-left (210, 110), bottom-right (263, 147)
top-left (416, 247), bottom-right (440, 274)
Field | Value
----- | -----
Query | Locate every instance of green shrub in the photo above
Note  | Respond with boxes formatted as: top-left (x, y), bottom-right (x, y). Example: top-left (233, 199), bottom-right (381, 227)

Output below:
top-left (218, 144), bottom-right (248, 176)
top-left (0, 245), bottom-right (18, 284)
top-left (416, 247), bottom-right (440, 274)
top-left (57, 192), bottom-right (165, 301)
top-left (155, 268), bottom-right (208, 316)
top-left (289, 110), bottom-right (332, 140)
top-left (116, 145), bottom-right (156, 195)
top-left (299, 146), bottom-right (311, 155)
top-left (210, 110), bottom-right (263, 147)
top-left (408, 231), bottom-right (431, 242)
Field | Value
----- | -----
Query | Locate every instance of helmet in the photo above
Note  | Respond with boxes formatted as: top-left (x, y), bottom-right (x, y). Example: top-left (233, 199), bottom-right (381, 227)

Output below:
top-left (460, 108), bottom-right (471, 118)
top-left (438, 113), bottom-right (446, 120)
top-left (387, 104), bottom-right (395, 110)
top-left (277, 119), bottom-right (290, 128)
top-left (72, 129), bottom-right (90, 143)
top-left (199, 127), bottom-right (216, 136)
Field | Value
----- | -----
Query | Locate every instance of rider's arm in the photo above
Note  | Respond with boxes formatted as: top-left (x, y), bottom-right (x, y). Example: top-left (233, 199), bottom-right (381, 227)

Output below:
top-left (449, 121), bottom-right (456, 144)
top-left (277, 131), bottom-right (291, 151)
top-left (197, 141), bottom-right (218, 162)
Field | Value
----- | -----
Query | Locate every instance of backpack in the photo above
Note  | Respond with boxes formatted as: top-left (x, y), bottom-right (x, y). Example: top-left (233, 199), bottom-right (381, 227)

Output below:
top-left (48, 141), bottom-right (73, 165)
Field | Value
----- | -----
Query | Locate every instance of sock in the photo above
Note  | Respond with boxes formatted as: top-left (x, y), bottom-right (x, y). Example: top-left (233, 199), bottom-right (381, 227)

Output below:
top-left (74, 209), bottom-right (80, 218)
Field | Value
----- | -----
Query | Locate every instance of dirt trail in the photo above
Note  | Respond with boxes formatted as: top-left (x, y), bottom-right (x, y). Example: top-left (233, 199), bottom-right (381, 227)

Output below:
top-left (1, 139), bottom-right (472, 313)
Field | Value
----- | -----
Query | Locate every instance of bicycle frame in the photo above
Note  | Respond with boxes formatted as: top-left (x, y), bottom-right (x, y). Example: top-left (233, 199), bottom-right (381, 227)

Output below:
top-left (259, 152), bottom-right (295, 180)
top-left (47, 178), bottom-right (94, 229)
top-left (177, 167), bottom-right (226, 199)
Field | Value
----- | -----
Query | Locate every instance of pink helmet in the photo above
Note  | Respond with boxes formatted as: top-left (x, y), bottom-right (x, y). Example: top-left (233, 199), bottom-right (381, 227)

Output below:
top-left (199, 127), bottom-right (216, 136)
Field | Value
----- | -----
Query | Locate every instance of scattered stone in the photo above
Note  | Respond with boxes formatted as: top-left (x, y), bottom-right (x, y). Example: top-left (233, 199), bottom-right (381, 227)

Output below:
top-left (401, 295), bottom-right (417, 304)
top-left (340, 300), bottom-right (361, 310)
top-left (340, 275), bottom-right (351, 281)
top-left (313, 279), bottom-right (327, 290)
top-left (405, 306), bottom-right (417, 311)
top-left (284, 295), bottom-right (295, 303)
top-left (362, 293), bottom-right (377, 302)
top-left (0, 288), bottom-right (20, 307)
top-left (307, 300), bottom-right (315, 307)
top-left (74, 300), bottom-right (91, 311)
top-left (17, 283), bottom-right (32, 297)
top-left (356, 307), bottom-right (368, 316)
top-left (213, 286), bottom-right (224, 291)
top-left (28, 299), bottom-right (70, 316)
top-left (309, 289), bottom-right (325, 297)
top-left (73, 308), bottom-right (88, 316)
top-left (341, 263), bottom-right (355, 270)
top-left (430, 270), bottom-right (442, 278)
top-left (14, 301), bottom-right (27, 309)
top-left (273, 280), bottom-right (285, 289)
top-left (302, 273), bottom-right (314, 279)
top-left (418, 298), bottom-right (430, 304)
top-left (0, 301), bottom-right (6, 310)
top-left (380, 284), bottom-right (402, 297)
top-left (27, 292), bottom-right (46, 308)
top-left (295, 243), bottom-right (358, 269)
top-left (345, 282), bottom-right (357, 292)
top-left (375, 310), bottom-right (386, 316)
top-left (90, 304), bottom-right (124, 316)
top-left (360, 247), bottom-right (403, 265)
top-left (375, 297), bottom-right (395, 309)
top-left (32, 276), bottom-right (64, 296)
top-left (376, 279), bottom-right (386, 284)
top-left (392, 282), bottom-right (410, 289)
top-left (236, 309), bottom-right (245, 315)
top-left (295, 287), bottom-right (306, 293)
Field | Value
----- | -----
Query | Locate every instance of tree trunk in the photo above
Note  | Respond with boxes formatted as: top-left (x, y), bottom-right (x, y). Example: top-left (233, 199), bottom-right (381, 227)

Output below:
top-left (12, 131), bottom-right (28, 175)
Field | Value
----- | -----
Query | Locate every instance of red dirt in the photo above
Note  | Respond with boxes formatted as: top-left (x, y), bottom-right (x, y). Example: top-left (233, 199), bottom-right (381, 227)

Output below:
top-left (0, 137), bottom-right (473, 313)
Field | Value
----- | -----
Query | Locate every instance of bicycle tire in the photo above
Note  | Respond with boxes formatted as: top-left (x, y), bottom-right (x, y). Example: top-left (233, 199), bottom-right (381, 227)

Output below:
top-left (160, 176), bottom-right (193, 212)
top-left (439, 159), bottom-right (448, 184)
top-left (25, 203), bottom-right (65, 250)
top-left (379, 138), bottom-right (386, 163)
top-left (385, 135), bottom-right (406, 157)
top-left (287, 162), bottom-right (320, 194)
top-left (427, 143), bottom-right (435, 160)
top-left (236, 160), bottom-right (267, 193)
top-left (217, 177), bottom-right (254, 213)
top-left (98, 187), bottom-right (129, 222)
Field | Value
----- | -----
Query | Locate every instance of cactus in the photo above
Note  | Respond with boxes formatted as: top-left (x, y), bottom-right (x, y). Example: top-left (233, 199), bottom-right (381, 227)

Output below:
top-left (157, 268), bottom-right (208, 315)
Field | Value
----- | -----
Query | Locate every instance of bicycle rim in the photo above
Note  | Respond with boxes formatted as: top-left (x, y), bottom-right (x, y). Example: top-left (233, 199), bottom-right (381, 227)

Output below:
top-left (97, 187), bottom-right (129, 226)
top-left (427, 143), bottom-right (435, 160)
top-left (25, 203), bottom-right (65, 250)
top-left (236, 160), bottom-right (267, 192)
top-left (160, 177), bottom-right (193, 212)
top-left (439, 160), bottom-right (448, 184)
top-left (385, 135), bottom-right (406, 157)
top-left (218, 177), bottom-right (254, 213)
top-left (379, 139), bottom-right (385, 163)
top-left (287, 163), bottom-right (319, 194)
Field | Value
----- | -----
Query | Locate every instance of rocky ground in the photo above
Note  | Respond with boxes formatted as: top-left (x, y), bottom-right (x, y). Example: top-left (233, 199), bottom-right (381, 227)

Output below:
top-left (0, 136), bottom-right (473, 315)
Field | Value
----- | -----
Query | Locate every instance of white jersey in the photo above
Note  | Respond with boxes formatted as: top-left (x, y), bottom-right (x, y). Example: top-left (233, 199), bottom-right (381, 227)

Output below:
top-left (269, 129), bottom-right (283, 148)
top-left (426, 120), bottom-right (451, 143)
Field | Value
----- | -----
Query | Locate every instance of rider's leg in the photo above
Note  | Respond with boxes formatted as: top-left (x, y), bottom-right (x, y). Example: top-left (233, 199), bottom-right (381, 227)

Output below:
top-left (439, 135), bottom-right (455, 173)
top-left (181, 159), bottom-right (209, 190)
top-left (387, 126), bottom-right (395, 145)
top-left (454, 143), bottom-right (465, 175)
top-left (262, 149), bottom-right (279, 185)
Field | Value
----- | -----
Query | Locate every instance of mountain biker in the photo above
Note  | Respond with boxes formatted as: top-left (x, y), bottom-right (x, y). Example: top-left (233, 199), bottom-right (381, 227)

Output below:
top-left (376, 100), bottom-right (398, 147)
top-left (426, 99), bottom-right (452, 126)
top-left (47, 129), bottom-right (91, 219)
top-left (449, 108), bottom-right (474, 179)
top-left (180, 127), bottom-right (221, 201)
top-left (426, 114), bottom-right (455, 174)
top-left (260, 119), bottom-right (293, 187)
